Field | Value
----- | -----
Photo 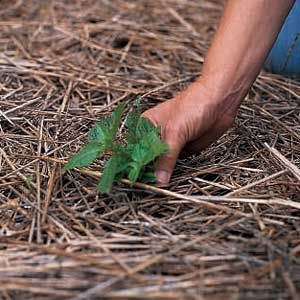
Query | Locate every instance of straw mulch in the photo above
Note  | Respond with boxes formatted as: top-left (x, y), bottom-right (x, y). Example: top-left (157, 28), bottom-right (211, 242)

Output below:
top-left (0, 1), bottom-right (300, 299)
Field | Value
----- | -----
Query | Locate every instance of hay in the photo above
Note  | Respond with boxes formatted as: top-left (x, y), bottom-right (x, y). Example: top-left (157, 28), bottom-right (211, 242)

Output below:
top-left (0, 0), bottom-right (300, 299)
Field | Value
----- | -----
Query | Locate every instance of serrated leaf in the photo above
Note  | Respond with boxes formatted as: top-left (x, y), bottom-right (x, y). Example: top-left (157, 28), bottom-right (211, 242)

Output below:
top-left (110, 102), bottom-right (125, 138)
top-left (98, 115), bottom-right (111, 129)
top-left (88, 124), bottom-right (106, 142)
top-left (64, 142), bottom-right (103, 170)
top-left (136, 131), bottom-right (168, 164)
top-left (127, 163), bottom-right (139, 182)
top-left (140, 171), bottom-right (156, 183)
top-left (126, 115), bottom-right (159, 145)
top-left (128, 131), bottom-right (168, 181)
top-left (89, 102), bottom-right (125, 150)
top-left (98, 156), bottom-right (119, 194)
top-left (66, 101), bottom-right (169, 192)
top-left (136, 117), bottom-right (158, 139)
top-left (96, 102), bottom-right (125, 150)
top-left (125, 111), bottom-right (140, 144)
top-left (98, 149), bottom-right (130, 194)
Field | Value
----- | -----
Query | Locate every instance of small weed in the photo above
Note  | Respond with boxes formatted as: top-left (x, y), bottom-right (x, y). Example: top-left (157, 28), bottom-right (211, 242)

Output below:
top-left (64, 103), bottom-right (168, 193)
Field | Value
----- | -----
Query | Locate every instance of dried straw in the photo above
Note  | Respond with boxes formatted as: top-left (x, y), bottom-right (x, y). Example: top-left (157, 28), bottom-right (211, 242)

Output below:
top-left (0, 0), bottom-right (299, 299)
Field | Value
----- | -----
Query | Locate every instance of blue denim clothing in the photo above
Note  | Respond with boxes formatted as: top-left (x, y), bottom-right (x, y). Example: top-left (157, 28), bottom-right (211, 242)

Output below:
top-left (265, 1), bottom-right (300, 77)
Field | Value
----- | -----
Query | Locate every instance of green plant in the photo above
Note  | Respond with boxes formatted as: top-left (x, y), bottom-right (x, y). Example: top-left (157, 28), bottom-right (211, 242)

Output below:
top-left (64, 103), bottom-right (168, 193)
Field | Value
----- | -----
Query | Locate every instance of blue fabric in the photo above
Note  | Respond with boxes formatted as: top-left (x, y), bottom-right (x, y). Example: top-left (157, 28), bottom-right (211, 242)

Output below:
top-left (264, 1), bottom-right (300, 77)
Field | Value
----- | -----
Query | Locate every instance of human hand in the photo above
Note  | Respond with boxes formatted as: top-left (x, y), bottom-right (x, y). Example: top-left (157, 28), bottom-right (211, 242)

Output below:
top-left (142, 0), bottom-right (295, 185)
top-left (142, 80), bottom-right (240, 184)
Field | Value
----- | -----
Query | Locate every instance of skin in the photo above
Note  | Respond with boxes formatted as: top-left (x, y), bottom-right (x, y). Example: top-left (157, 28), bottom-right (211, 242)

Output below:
top-left (142, 0), bottom-right (295, 184)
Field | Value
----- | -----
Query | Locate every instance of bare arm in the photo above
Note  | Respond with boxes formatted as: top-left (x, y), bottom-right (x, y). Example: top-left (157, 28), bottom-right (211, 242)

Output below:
top-left (143, 0), bottom-right (295, 184)
top-left (201, 0), bottom-right (295, 111)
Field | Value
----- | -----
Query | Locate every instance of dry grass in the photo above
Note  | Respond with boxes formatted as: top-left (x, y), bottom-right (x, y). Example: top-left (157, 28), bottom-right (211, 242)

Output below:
top-left (0, 1), bottom-right (300, 299)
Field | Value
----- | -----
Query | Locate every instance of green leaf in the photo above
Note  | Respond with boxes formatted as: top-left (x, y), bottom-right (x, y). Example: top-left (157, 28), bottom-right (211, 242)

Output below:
top-left (98, 115), bottom-right (112, 129)
top-left (94, 102), bottom-right (125, 151)
top-left (126, 114), bottom-right (158, 144)
top-left (98, 156), bottom-right (119, 194)
top-left (66, 101), bottom-right (168, 192)
top-left (89, 102), bottom-right (126, 145)
top-left (136, 117), bottom-right (158, 139)
top-left (98, 152), bottom-right (129, 194)
top-left (125, 111), bottom-right (140, 144)
top-left (88, 124), bottom-right (106, 142)
top-left (140, 171), bottom-right (156, 183)
top-left (127, 163), bottom-right (140, 182)
top-left (64, 142), bottom-right (103, 170)
top-left (98, 142), bottom-right (131, 193)
top-left (128, 131), bottom-right (168, 181)
top-left (110, 102), bottom-right (125, 140)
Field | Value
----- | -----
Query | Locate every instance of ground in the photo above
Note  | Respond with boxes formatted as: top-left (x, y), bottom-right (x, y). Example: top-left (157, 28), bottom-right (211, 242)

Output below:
top-left (0, 1), bottom-right (300, 299)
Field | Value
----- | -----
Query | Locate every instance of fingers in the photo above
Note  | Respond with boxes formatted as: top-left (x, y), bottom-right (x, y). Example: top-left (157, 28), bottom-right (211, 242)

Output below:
top-left (141, 109), bottom-right (158, 126)
top-left (155, 132), bottom-right (185, 184)
top-left (142, 106), bottom-right (185, 184)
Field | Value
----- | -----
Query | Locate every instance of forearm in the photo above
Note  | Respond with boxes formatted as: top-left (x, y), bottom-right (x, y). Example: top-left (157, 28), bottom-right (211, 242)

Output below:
top-left (200, 0), bottom-right (295, 109)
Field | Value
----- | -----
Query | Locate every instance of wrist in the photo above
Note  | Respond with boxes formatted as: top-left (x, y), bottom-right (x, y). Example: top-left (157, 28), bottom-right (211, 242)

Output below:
top-left (194, 74), bottom-right (245, 118)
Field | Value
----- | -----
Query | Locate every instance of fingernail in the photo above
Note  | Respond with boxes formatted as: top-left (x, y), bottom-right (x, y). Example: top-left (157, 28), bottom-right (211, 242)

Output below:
top-left (156, 170), bottom-right (170, 184)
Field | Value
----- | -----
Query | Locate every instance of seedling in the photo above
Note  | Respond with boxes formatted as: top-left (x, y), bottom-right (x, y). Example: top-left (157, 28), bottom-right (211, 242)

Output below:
top-left (64, 103), bottom-right (168, 193)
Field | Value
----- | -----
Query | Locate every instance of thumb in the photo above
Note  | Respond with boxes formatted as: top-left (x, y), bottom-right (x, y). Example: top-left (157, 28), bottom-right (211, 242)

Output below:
top-left (155, 135), bottom-right (184, 184)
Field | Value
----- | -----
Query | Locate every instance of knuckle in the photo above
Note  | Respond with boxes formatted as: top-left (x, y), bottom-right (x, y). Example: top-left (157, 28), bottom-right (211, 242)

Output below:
top-left (164, 122), bottom-right (186, 145)
top-left (141, 111), bottom-right (157, 126)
